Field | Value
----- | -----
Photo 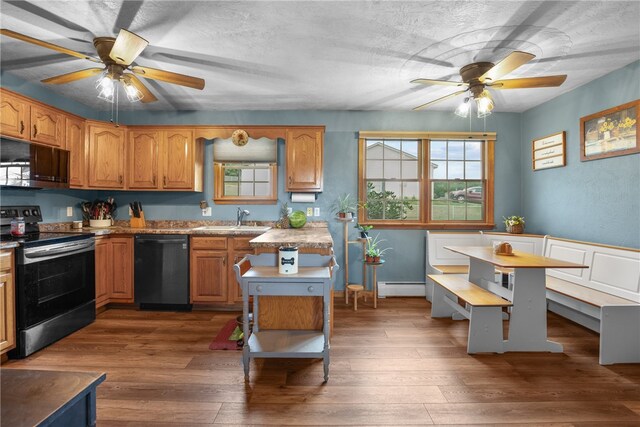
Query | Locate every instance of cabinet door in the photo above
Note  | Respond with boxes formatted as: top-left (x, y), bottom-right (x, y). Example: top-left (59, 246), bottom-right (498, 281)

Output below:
top-left (94, 238), bottom-right (111, 308)
top-left (129, 129), bottom-right (160, 189)
top-left (31, 104), bottom-right (65, 147)
top-left (163, 129), bottom-right (194, 189)
top-left (66, 116), bottom-right (86, 188)
top-left (88, 124), bottom-right (126, 188)
top-left (0, 90), bottom-right (29, 139)
top-left (285, 128), bottom-right (323, 192)
top-left (110, 237), bottom-right (134, 301)
top-left (190, 250), bottom-right (227, 303)
top-left (0, 250), bottom-right (15, 354)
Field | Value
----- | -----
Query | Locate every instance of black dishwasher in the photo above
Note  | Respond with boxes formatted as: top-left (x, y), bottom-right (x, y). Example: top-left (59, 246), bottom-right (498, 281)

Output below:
top-left (134, 235), bottom-right (191, 310)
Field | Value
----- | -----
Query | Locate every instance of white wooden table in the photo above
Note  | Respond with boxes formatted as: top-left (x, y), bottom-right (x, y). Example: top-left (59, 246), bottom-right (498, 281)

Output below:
top-left (444, 246), bottom-right (588, 353)
top-left (234, 254), bottom-right (338, 382)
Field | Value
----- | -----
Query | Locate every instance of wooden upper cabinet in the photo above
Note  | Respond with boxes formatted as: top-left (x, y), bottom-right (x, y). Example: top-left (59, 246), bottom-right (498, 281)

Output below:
top-left (128, 129), bottom-right (160, 189)
top-left (163, 129), bottom-right (200, 190)
top-left (66, 116), bottom-right (86, 188)
top-left (285, 127), bottom-right (324, 192)
top-left (87, 123), bottom-right (126, 189)
top-left (0, 90), bottom-right (30, 140)
top-left (30, 104), bottom-right (65, 147)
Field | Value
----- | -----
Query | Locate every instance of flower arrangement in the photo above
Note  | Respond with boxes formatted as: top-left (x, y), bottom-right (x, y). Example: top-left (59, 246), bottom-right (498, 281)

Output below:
top-left (503, 215), bottom-right (525, 234)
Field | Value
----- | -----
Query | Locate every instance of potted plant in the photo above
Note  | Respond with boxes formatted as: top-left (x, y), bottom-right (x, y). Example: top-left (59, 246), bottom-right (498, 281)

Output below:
top-left (503, 215), bottom-right (525, 234)
top-left (331, 193), bottom-right (357, 219)
top-left (364, 233), bottom-right (392, 263)
top-left (355, 223), bottom-right (373, 239)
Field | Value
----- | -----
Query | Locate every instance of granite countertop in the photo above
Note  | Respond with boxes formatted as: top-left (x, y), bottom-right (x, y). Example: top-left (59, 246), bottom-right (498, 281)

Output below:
top-left (0, 242), bottom-right (20, 250)
top-left (249, 227), bottom-right (334, 249)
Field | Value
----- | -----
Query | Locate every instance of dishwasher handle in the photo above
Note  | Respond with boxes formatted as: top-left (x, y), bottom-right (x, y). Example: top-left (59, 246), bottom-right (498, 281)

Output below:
top-left (135, 238), bottom-right (187, 244)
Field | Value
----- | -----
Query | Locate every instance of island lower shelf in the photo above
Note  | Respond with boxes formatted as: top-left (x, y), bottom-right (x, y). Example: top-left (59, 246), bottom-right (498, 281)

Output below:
top-left (247, 330), bottom-right (326, 357)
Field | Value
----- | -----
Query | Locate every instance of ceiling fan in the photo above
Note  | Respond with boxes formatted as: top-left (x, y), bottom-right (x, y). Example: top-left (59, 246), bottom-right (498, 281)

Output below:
top-left (0, 28), bottom-right (205, 103)
top-left (411, 51), bottom-right (567, 116)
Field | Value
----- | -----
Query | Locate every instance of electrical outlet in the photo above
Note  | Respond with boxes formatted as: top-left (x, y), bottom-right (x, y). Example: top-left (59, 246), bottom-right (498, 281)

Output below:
top-left (202, 207), bottom-right (212, 217)
top-left (287, 207), bottom-right (293, 214)
top-left (66, 206), bottom-right (73, 217)
top-left (314, 207), bottom-right (320, 216)
top-left (306, 207), bottom-right (313, 216)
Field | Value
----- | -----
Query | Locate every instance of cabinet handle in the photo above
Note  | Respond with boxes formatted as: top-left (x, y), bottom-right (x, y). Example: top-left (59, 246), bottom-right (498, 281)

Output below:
top-left (163, 176), bottom-right (167, 186)
top-left (256, 285), bottom-right (263, 292)
top-left (288, 176), bottom-right (292, 185)
top-left (222, 257), bottom-right (226, 266)
top-left (33, 124), bottom-right (38, 137)
top-left (20, 120), bottom-right (24, 134)
top-left (119, 175), bottom-right (123, 184)
top-left (153, 175), bottom-right (156, 186)
top-left (308, 286), bottom-right (314, 293)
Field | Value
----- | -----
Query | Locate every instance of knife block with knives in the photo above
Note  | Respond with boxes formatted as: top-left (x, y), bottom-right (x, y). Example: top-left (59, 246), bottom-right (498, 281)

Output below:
top-left (129, 201), bottom-right (146, 228)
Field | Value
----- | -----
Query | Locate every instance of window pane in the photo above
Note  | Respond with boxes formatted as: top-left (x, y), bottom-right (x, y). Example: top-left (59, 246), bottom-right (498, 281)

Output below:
top-left (254, 168), bottom-right (270, 181)
top-left (402, 160), bottom-right (418, 179)
top-left (385, 140), bottom-right (401, 158)
top-left (239, 182), bottom-right (253, 196)
top-left (240, 168), bottom-right (254, 180)
top-left (430, 140), bottom-right (447, 160)
top-left (465, 161), bottom-right (482, 179)
top-left (401, 140), bottom-right (418, 160)
top-left (448, 140), bottom-right (464, 160)
top-left (449, 203), bottom-right (467, 220)
top-left (465, 141), bottom-right (482, 160)
top-left (383, 160), bottom-right (401, 179)
top-left (432, 181), bottom-right (448, 201)
top-left (430, 161), bottom-right (446, 179)
top-left (225, 182), bottom-right (238, 196)
top-left (431, 200), bottom-right (448, 220)
top-left (447, 161), bottom-right (464, 179)
top-left (255, 182), bottom-right (270, 196)
top-left (366, 160), bottom-right (383, 179)
top-left (366, 140), bottom-right (384, 159)
top-left (386, 181), bottom-right (402, 196)
top-left (365, 181), bottom-right (384, 219)
top-left (403, 181), bottom-right (420, 198)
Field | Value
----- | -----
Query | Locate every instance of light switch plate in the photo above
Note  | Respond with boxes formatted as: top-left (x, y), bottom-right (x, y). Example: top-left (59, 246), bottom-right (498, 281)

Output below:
top-left (202, 207), bottom-right (212, 217)
top-left (66, 206), bottom-right (73, 217)
top-left (314, 207), bottom-right (320, 216)
top-left (306, 207), bottom-right (313, 216)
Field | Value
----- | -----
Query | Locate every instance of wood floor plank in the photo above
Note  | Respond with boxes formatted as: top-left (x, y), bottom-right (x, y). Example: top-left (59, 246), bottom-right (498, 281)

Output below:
top-left (97, 382), bottom-right (248, 403)
top-left (213, 402), bottom-right (433, 425)
top-left (97, 399), bottom-right (221, 423)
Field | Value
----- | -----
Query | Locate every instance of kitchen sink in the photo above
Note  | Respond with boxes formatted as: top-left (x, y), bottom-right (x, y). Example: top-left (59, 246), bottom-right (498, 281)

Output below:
top-left (192, 225), bottom-right (271, 232)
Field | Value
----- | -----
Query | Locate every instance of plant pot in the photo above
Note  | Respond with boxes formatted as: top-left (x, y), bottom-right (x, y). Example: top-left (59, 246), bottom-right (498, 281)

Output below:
top-left (338, 212), bottom-right (346, 219)
top-left (506, 224), bottom-right (524, 234)
top-left (359, 231), bottom-right (369, 239)
top-left (373, 256), bottom-right (381, 263)
top-left (89, 219), bottom-right (112, 228)
top-left (365, 255), bottom-right (374, 263)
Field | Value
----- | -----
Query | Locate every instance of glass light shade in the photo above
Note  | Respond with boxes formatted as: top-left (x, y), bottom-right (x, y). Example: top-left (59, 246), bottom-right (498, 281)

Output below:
top-left (454, 98), bottom-right (471, 118)
top-left (476, 90), bottom-right (494, 118)
top-left (123, 80), bottom-right (143, 102)
top-left (96, 73), bottom-right (115, 103)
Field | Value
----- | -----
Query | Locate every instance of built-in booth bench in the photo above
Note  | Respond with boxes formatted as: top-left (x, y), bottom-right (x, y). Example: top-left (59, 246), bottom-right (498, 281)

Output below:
top-left (426, 231), bottom-right (640, 365)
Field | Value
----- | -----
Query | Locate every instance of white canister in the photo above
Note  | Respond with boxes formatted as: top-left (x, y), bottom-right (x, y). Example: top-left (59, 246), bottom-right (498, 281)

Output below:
top-left (279, 246), bottom-right (298, 274)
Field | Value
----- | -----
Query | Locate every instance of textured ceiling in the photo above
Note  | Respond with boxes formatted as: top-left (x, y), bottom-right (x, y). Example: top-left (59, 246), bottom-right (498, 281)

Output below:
top-left (1, 1), bottom-right (639, 112)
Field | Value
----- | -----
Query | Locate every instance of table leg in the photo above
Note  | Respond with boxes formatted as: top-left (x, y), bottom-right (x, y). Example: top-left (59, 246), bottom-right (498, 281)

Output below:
top-left (242, 285), bottom-right (250, 381)
top-left (373, 265), bottom-right (377, 309)
top-left (504, 267), bottom-right (563, 352)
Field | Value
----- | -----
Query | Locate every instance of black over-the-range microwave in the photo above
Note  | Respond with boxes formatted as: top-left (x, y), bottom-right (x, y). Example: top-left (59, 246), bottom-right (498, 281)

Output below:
top-left (0, 138), bottom-right (70, 189)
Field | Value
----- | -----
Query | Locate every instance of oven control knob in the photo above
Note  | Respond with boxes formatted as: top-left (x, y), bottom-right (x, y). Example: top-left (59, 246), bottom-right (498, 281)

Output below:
top-left (23, 209), bottom-right (30, 216)
top-left (32, 209), bottom-right (39, 216)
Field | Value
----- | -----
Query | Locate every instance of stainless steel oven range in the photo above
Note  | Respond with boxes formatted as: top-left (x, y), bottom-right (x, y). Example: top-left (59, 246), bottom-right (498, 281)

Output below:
top-left (0, 205), bottom-right (95, 358)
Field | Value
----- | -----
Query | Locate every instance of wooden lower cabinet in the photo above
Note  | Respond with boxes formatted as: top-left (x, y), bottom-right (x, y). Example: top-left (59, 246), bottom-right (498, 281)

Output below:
top-left (190, 236), bottom-right (257, 304)
top-left (95, 236), bottom-right (134, 308)
top-left (0, 249), bottom-right (16, 356)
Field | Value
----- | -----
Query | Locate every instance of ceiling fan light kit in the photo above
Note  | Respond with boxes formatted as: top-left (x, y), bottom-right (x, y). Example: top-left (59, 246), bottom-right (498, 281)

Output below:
top-left (412, 50), bottom-right (567, 117)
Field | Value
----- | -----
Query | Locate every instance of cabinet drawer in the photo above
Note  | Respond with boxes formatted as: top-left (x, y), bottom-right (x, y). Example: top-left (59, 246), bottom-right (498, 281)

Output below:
top-left (191, 237), bottom-right (228, 250)
top-left (0, 250), bottom-right (13, 271)
top-left (249, 282), bottom-right (324, 296)
top-left (232, 236), bottom-right (259, 251)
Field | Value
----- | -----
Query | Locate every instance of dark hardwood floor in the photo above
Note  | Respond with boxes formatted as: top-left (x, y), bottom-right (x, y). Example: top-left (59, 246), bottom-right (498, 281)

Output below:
top-left (4, 297), bottom-right (640, 425)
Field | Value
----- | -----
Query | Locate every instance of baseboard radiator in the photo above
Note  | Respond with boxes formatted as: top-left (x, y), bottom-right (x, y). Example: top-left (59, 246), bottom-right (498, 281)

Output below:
top-left (378, 281), bottom-right (427, 298)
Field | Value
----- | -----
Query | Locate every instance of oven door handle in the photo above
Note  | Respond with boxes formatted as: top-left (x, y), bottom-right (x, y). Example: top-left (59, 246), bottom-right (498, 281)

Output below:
top-left (24, 240), bottom-right (95, 259)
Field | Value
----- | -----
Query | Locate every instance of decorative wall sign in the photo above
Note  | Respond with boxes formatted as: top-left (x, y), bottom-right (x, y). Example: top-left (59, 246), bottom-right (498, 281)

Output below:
top-left (532, 131), bottom-right (565, 171)
top-left (580, 100), bottom-right (639, 161)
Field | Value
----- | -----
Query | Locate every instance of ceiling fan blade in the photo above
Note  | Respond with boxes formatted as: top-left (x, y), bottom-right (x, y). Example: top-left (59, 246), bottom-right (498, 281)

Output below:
top-left (41, 68), bottom-right (104, 84)
top-left (413, 90), bottom-right (467, 111)
top-left (411, 78), bottom-right (467, 87)
top-left (122, 74), bottom-right (158, 103)
top-left (131, 65), bottom-right (205, 90)
top-left (0, 28), bottom-right (101, 63)
top-left (109, 29), bottom-right (148, 65)
top-left (490, 75), bottom-right (568, 89)
top-left (480, 51), bottom-right (535, 83)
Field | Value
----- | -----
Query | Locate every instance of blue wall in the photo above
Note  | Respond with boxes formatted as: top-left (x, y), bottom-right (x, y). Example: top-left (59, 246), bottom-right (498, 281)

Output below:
top-left (520, 61), bottom-right (640, 248)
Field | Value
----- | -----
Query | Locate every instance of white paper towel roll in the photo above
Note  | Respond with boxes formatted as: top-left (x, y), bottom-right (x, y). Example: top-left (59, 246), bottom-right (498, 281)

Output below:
top-left (290, 193), bottom-right (316, 203)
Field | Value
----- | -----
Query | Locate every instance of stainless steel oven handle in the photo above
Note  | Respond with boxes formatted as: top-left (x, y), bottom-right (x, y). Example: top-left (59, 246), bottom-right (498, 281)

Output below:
top-left (24, 240), bottom-right (95, 259)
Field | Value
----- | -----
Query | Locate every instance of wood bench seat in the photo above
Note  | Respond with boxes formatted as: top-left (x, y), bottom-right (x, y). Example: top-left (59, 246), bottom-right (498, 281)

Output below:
top-left (429, 274), bottom-right (512, 354)
top-left (546, 276), bottom-right (638, 307)
top-left (433, 265), bottom-right (469, 274)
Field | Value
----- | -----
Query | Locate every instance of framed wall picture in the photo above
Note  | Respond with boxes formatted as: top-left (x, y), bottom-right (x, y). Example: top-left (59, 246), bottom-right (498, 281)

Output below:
top-left (580, 99), bottom-right (639, 161)
top-left (532, 131), bottom-right (565, 171)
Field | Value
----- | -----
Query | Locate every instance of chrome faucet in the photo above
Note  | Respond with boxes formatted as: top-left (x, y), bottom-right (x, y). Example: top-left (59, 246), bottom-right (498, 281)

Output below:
top-left (236, 207), bottom-right (250, 227)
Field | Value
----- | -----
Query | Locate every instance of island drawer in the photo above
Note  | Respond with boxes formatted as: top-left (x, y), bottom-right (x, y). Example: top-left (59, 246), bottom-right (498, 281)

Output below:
top-left (191, 237), bottom-right (227, 250)
top-left (232, 236), bottom-right (259, 251)
top-left (249, 282), bottom-right (325, 296)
